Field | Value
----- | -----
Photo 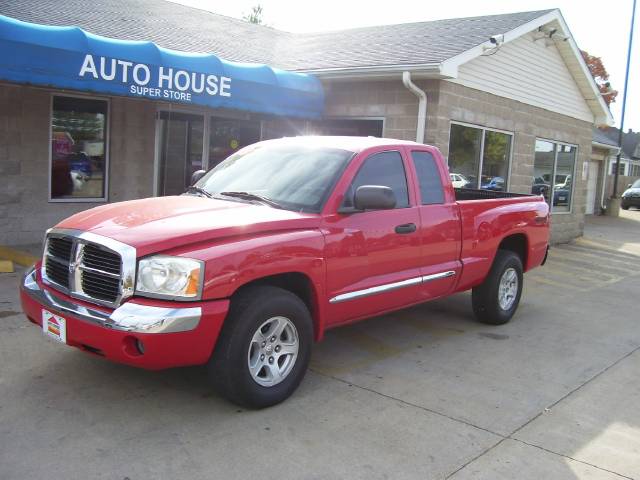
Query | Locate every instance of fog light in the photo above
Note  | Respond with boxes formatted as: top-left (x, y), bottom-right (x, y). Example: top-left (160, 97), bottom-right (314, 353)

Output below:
top-left (122, 336), bottom-right (145, 357)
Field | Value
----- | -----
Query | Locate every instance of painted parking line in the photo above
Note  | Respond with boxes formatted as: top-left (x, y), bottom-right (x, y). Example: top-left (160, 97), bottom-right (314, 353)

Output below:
top-left (528, 242), bottom-right (640, 292)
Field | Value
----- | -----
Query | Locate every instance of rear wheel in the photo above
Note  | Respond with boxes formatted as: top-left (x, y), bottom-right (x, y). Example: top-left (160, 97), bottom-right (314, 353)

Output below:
top-left (207, 285), bottom-right (313, 408)
top-left (472, 250), bottom-right (523, 325)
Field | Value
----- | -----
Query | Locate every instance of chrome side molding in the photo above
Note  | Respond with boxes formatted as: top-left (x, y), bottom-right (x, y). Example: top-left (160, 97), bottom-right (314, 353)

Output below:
top-left (329, 270), bottom-right (456, 304)
top-left (22, 267), bottom-right (201, 333)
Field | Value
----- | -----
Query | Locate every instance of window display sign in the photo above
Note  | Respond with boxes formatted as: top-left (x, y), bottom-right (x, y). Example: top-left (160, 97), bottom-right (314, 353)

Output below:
top-left (0, 15), bottom-right (324, 118)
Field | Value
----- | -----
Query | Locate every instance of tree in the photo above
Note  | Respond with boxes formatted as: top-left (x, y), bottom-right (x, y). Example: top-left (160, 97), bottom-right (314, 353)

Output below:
top-left (581, 50), bottom-right (618, 105)
top-left (243, 5), bottom-right (264, 25)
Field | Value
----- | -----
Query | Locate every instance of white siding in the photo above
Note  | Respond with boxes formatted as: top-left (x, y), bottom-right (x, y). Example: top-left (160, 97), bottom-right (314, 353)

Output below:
top-left (448, 33), bottom-right (594, 123)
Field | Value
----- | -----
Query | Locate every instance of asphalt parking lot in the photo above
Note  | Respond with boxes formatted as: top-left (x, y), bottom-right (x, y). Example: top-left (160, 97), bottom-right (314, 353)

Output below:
top-left (1, 210), bottom-right (639, 480)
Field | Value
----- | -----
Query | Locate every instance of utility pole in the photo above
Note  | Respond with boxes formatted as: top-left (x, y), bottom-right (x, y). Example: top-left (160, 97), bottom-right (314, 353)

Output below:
top-left (612, 0), bottom-right (637, 201)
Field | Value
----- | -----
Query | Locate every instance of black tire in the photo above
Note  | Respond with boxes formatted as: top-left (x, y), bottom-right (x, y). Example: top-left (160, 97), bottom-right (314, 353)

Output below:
top-left (207, 285), bottom-right (313, 408)
top-left (472, 250), bottom-right (523, 325)
top-left (621, 204), bottom-right (630, 210)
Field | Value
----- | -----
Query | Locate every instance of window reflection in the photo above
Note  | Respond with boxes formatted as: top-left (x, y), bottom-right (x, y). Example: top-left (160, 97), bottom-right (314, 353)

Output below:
top-left (50, 96), bottom-right (107, 200)
top-left (209, 117), bottom-right (261, 168)
top-left (447, 124), bottom-right (512, 190)
top-left (531, 140), bottom-right (576, 212)
top-left (448, 124), bottom-right (482, 188)
top-left (481, 131), bottom-right (511, 192)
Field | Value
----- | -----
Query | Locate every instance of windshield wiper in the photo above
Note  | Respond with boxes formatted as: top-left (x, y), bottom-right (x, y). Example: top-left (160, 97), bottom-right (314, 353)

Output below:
top-left (185, 185), bottom-right (213, 198)
top-left (218, 191), bottom-right (283, 209)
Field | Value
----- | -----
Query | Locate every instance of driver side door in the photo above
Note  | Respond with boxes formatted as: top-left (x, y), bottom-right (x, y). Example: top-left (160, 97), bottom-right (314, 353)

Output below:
top-left (322, 149), bottom-right (423, 325)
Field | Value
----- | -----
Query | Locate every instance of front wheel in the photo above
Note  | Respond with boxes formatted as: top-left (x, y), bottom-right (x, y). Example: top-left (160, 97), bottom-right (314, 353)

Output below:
top-left (472, 250), bottom-right (523, 325)
top-left (207, 285), bottom-right (313, 408)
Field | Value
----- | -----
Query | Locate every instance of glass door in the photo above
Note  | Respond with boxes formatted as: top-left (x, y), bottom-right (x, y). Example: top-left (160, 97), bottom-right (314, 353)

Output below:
top-left (157, 112), bottom-right (204, 196)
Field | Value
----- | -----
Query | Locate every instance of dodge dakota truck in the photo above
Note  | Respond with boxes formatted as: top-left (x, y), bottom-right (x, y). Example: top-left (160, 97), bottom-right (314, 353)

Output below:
top-left (21, 136), bottom-right (550, 408)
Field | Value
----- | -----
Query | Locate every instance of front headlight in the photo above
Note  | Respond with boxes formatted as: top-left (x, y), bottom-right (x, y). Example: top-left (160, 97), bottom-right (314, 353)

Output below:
top-left (135, 255), bottom-right (203, 300)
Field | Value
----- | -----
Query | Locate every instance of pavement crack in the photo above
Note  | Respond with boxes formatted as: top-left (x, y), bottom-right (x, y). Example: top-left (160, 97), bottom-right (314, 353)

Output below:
top-left (510, 438), bottom-right (635, 480)
top-left (310, 368), bottom-right (504, 438)
top-left (508, 344), bottom-right (640, 439)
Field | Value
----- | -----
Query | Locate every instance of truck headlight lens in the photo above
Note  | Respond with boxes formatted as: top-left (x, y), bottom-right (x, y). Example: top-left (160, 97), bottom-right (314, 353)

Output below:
top-left (136, 256), bottom-right (203, 300)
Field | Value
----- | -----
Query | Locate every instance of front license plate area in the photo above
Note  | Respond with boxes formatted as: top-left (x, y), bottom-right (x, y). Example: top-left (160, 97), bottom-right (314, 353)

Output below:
top-left (42, 310), bottom-right (67, 344)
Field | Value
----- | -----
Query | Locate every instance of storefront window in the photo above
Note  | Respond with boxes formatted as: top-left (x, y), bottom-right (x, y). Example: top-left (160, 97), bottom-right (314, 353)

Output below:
top-left (532, 140), bottom-right (555, 204)
top-left (50, 96), bottom-right (108, 200)
top-left (448, 123), bottom-right (512, 191)
top-left (261, 119), bottom-right (306, 140)
top-left (531, 139), bottom-right (577, 213)
top-left (448, 124), bottom-right (481, 188)
top-left (481, 131), bottom-right (511, 192)
top-left (308, 119), bottom-right (384, 137)
top-left (554, 144), bottom-right (576, 213)
top-left (209, 117), bottom-right (261, 168)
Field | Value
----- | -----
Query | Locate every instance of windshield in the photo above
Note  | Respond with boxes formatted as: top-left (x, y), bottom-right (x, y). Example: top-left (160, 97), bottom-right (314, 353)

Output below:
top-left (632, 179), bottom-right (640, 189)
top-left (194, 143), bottom-right (354, 213)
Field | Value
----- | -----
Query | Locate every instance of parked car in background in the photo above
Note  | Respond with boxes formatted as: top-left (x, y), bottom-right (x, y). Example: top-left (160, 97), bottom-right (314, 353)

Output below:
top-left (621, 179), bottom-right (640, 210)
top-left (553, 175), bottom-right (572, 206)
top-left (481, 177), bottom-right (505, 191)
top-left (21, 137), bottom-right (550, 408)
top-left (450, 173), bottom-right (470, 188)
top-left (531, 176), bottom-right (549, 196)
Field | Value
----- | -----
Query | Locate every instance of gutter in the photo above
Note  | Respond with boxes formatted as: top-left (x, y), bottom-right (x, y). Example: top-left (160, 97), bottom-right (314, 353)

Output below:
top-left (401, 71), bottom-right (427, 144)
top-left (592, 141), bottom-right (620, 152)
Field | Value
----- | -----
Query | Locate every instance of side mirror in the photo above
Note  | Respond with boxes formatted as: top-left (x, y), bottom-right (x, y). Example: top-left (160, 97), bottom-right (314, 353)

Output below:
top-left (354, 185), bottom-right (396, 210)
top-left (628, 183), bottom-right (633, 189)
top-left (190, 169), bottom-right (206, 185)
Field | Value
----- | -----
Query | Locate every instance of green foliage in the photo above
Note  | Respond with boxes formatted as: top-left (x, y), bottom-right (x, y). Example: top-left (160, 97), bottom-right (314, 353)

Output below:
top-left (243, 5), bottom-right (264, 25)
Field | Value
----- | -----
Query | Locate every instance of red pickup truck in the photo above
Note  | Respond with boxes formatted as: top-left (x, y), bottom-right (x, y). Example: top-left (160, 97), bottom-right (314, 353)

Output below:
top-left (21, 137), bottom-right (549, 407)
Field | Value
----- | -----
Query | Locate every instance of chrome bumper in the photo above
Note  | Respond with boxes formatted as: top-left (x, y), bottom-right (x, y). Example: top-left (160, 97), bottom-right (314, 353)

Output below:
top-left (22, 267), bottom-right (201, 334)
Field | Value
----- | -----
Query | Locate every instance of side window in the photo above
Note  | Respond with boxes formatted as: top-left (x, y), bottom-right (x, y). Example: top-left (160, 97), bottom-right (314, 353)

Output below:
top-left (344, 151), bottom-right (409, 208)
top-left (411, 151), bottom-right (445, 205)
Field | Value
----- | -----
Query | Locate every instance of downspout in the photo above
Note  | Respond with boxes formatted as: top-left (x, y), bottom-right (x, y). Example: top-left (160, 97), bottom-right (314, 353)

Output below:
top-left (402, 71), bottom-right (427, 144)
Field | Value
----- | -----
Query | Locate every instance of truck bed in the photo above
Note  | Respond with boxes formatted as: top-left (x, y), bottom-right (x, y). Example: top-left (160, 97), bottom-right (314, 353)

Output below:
top-left (454, 188), bottom-right (535, 201)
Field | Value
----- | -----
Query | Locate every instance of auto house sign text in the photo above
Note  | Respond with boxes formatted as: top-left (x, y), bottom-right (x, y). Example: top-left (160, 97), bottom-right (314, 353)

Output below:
top-left (78, 54), bottom-right (232, 102)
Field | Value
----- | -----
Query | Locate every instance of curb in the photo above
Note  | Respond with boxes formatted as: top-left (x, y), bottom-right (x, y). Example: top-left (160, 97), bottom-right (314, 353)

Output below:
top-left (0, 245), bottom-right (40, 267)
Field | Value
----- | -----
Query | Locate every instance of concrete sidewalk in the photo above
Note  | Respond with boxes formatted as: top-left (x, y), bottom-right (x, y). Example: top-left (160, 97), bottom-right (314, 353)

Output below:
top-left (1, 211), bottom-right (639, 479)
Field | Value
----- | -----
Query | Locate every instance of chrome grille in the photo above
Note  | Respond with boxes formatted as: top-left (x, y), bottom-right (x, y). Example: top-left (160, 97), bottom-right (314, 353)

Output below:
top-left (45, 256), bottom-right (69, 287)
top-left (82, 244), bottom-right (121, 275)
top-left (42, 230), bottom-right (136, 308)
top-left (81, 271), bottom-right (121, 302)
top-left (48, 237), bottom-right (73, 260)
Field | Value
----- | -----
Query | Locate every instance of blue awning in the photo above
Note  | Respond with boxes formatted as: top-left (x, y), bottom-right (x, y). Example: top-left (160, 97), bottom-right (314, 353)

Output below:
top-left (0, 15), bottom-right (324, 118)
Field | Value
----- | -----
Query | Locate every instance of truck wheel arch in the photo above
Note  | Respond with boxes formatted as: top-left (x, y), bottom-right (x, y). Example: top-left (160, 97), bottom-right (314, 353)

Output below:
top-left (230, 272), bottom-right (324, 341)
top-left (497, 233), bottom-right (529, 271)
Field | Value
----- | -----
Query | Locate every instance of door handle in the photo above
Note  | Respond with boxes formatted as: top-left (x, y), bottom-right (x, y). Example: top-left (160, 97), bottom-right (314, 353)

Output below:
top-left (395, 223), bottom-right (417, 234)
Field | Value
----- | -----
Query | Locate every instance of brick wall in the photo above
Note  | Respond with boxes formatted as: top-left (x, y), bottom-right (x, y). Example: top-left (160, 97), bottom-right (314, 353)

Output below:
top-left (324, 78), bottom-right (594, 243)
top-left (0, 84), bottom-right (155, 245)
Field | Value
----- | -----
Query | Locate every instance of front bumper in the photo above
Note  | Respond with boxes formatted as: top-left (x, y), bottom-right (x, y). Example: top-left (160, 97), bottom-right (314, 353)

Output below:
top-left (20, 267), bottom-right (230, 370)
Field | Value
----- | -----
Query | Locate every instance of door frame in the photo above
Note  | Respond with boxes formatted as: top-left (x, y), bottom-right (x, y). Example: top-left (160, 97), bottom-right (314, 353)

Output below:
top-left (153, 107), bottom-right (207, 196)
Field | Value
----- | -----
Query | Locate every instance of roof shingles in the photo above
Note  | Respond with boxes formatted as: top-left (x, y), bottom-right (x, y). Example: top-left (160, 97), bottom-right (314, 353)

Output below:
top-left (0, 0), bottom-right (553, 71)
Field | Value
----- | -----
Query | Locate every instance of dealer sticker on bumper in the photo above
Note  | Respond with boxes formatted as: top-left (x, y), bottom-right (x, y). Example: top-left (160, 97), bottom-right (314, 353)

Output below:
top-left (42, 310), bottom-right (67, 344)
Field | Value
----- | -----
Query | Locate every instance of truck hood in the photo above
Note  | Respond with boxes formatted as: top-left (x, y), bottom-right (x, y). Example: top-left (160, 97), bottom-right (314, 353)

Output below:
top-left (56, 196), bottom-right (321, 256)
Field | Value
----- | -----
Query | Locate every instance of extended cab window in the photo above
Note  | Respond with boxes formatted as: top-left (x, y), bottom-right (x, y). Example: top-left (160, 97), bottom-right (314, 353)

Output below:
top-left (344, 151), bottom-right (409, 208)
top-left (411, 151), bottom-right (445, 205)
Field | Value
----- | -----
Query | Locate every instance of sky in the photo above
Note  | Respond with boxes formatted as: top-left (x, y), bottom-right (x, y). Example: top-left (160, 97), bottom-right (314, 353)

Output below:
top-left (170, 0), bottom-right (639, 131)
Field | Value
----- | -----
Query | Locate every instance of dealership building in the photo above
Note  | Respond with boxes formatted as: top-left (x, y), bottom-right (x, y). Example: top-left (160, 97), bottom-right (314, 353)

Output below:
top-left (0, 1), bottom-right (614, 245)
